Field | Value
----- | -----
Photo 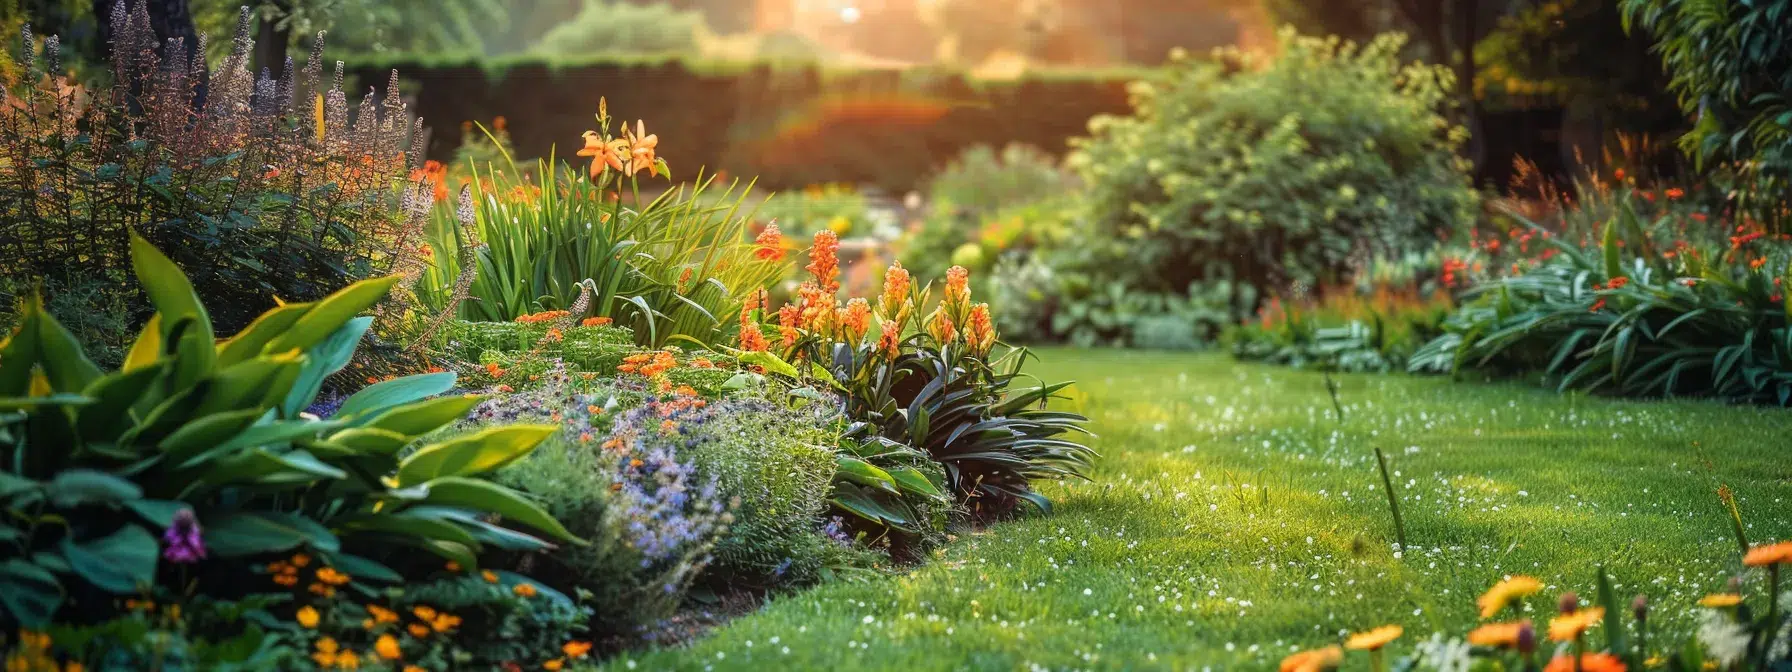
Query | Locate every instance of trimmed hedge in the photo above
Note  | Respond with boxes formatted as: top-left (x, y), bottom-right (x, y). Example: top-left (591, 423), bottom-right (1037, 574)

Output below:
top-left (346, 56), bottom-right (1138, 190)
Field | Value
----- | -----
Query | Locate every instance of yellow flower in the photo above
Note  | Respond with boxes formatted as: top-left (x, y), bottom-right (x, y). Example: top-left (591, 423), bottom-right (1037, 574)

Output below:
top-left (1345, 625), bottom-right (1402, 651)
top-left (543, 659), bottom-right (565, 671)
top-left (513, 583), bottom-right (539, 598)
top-left (1478, 576), bottom-right (1543, 618)
top-left (316, 567), bottom-right (352, 586)
top-left (1700, 593), bottom-right (1743, 608)
top-left (296, 606), bottom-right (320, 629)
top-left (430, 613), bottom-right (462, 633)
top-left (375, 634), bottom-right (401, 660)
top-left (407, 623), bottom-right (431, 639)
top-left (366, 604), bottom-right (399, 624)
top-left (335, 649), bottom-right (360, 669)
top-left (1548, 607), bottom-right (1605, 642)
top-left (412, 606), bottom-right (437, 621)
top-left (1466, 620), bottom-right (1529, 648)
top-left (1744, 541), bottom-right (1792, 567)
top-left (1279, 645), bottom-right (1343, 672)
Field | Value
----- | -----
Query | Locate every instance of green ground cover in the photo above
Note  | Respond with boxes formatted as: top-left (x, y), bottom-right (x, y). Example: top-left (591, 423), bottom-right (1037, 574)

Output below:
top-left (605, 349), bottom-right (1792, 670)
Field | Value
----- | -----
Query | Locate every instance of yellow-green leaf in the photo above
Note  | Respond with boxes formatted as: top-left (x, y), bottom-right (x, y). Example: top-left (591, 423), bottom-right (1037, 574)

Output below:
top-left (395, 425), bottom-right (556, 487)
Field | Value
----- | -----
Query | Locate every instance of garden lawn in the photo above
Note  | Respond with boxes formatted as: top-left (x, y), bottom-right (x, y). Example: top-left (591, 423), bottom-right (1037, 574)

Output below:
top-left (601, 349), bottom-right (1792, 670)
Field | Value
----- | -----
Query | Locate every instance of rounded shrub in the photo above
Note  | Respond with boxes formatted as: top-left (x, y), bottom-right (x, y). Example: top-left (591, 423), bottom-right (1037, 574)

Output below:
top-left (1066, 29), bottom-right (1478, 303)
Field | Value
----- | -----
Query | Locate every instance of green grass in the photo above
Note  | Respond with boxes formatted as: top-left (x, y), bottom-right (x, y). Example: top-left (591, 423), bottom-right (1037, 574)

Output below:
top-left (600, 349), bottom-right (1792, 670)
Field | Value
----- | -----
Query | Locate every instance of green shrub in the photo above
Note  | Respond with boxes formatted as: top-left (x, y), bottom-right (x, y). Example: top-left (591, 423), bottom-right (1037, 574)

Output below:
top-left (749, 183), bottom-right (894, 241)
top-left (534, 1), bottom-right (708, 56)
top-left (0, 16), bottom-right (429, 346)
top-left (903, 145), bottom-right (1077, 284)
top-left (1228, 286), bottom-right (1454, 373)
top-left (673, 397), bottom-right (844, 587)
top-left (0, 234), bottom-right (574, 628)
top-left (1065, 29), bottom-right (1477, 305)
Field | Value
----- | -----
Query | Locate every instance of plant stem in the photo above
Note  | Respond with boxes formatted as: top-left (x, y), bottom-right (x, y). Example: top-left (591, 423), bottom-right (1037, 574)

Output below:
top-left (1375, 447), bottom-right (1407, 552)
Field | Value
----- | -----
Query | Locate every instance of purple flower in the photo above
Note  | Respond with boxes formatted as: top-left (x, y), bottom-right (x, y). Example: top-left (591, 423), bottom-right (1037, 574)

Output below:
top-left (161, 508), bottom-right (206, 564)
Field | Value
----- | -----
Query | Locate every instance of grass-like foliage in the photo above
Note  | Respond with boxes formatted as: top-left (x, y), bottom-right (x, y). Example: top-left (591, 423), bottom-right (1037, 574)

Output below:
top-left (0, 7), bottom-right (432, 344)
top-left (415, 107), bottom-right (783, 349)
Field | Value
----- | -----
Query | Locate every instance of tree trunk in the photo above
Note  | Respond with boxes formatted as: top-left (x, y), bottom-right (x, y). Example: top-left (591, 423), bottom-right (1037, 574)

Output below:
top-left (252, 2), bottom-right (294, 81)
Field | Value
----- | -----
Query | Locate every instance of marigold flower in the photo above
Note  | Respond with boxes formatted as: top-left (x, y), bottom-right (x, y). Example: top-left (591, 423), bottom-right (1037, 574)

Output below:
top-left (1548, 607), bottom-right (1604, 642)
top-left (317, 567), bottom-right (351, 586)
top-left (755, 224), bottom-right (785, 261)
top-left (944, 265), bottom-right (971, 309)
top-left (1543, 653), bottom-right (1626, 672)
top-left (513, 583), bottom-right (538, 598)
top-left (544, 660), bottom-right (565, 671)
top-left (375, 634), bottom-right (401, 660)
top-left (1467, 620), bottom-right (1529, 647)
top-left (297, 606), bottom-right (320, 628)
top-left (312, 637), bottom-right (340, 666)
top-left (482, 570), bottom-right (499, 584)
top-left (1744, 541), bottom-right (1792, 566)
top-left (407, 623), bottom-right (431, 638)
top-left (1344, 625), bottom-right (1402, 650)
top-left (431, 613), bottom-right (462, 632)
top-left (1479, 576), bottom-right (1543, 618)
top-left (1699, 593), bottom-right (1742, 608)
top-left (1278, 645), bottom-right (1342, 672)
top-left (563, 641), bottom-right (593, 659)
top-left (581, 316), bottom-right (613, 327)
top-left (807, 230), bottom-right (841, 294)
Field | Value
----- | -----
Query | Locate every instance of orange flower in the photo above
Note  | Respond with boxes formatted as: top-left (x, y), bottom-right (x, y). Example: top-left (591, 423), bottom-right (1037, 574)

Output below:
top-left (577, 130), bottom-right (627, 179)
top-left (581, 316), bottom-right (613, 327)
top-left (563, 641), bottom-right (593, 659)
top-left (965, 303), bottom-right (996, 355)
top-left (375, 634), bottom-right (401, 660)
top-left (317, 567), bottom-right (351, 585)
top-left (407, 623), bottom-right (431, 638)
top-left (807, 230), bottom-right (841, 294)
top-left (944, 265), bottom-right (971, 309)
top-left (739, 321), bottom-right (770, 352)
top-left (1467, 620), bottom-right (1529, 647)
top-left (879, 261), bottom-right (912, 324)
top-left (1345, 625), bottom-right (1402, 651)
top-left (297, 606), bottom-right (320, 628)
top-left (1744, 541), bottom-right (1792, 566)
top-left (1479, 576), bottom-right (1542, 618)
top-left (877, 320), bottom-right (901, 360)
top-left (516, 310), bottom-right (571, 324)
top-left (366, 604), bottom-right (399, 624)
top-left (482, 570), bottom-right (499, 584)
top-left (1752, 257), bottom-right (1768, 270)
top-left (926, 307), bottom-right (957, 345)
top-left (513, 583), bottom-right (539, 598)
top-left (485, 362), bottom-right (505, 378)
top-left (1279, 645), bottom-right (1343, 672)
top-left (543, 660), bottom-right (565, 671)
top-left (1548, 607), bottom-right (1604, 642)
top-left (1543, 653), bottom-right (1626, 672)
top-left (841, 298), bottom-right (873, 343)
top-left (624, 120), bottom-right (661, 177)
top-left (1666, 187), bottom-right (1685, 200)
top-left (430, 613), bottom-right (462, 633)
top-left (755, 224), bottom-right (785, 261)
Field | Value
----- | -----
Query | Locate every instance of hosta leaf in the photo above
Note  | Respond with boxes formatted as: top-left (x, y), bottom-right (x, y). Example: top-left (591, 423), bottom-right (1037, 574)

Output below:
top-left (0, 559), bottom-right (64, 627)
top-left (395, 425), bottom-right (557, 486)
top-left (203, 511), bottom-right (340, 557)
top-left (355, 395), bottom-right (484, 437)
top-left (412, 476), bottom-right (581, 544)
top-left (60, 524), bottom-right (158, 593)
top-left (47, 470), bottom-right (142, 507)
top-left (332, 372), bottom-right (457, 421)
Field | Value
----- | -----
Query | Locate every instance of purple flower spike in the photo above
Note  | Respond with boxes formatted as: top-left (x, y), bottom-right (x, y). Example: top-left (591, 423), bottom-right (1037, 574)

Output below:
top-left (161, 508), bottom-right (206, 564)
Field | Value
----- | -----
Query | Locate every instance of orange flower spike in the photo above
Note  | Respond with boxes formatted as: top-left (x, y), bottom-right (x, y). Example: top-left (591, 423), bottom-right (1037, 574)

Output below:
top-left (841, 298), bottom-right (873, 344)
top-left (926, 307), bottom-right (957, 345)
top-left (944, 265), bottom-right (971, 309)
top-left (877, 320), bottom-right (902, 360)
top-left (739, 321), bottom-right (770, 352)
top-left (807, 230), bottom-right (842, 294)
top-left (878, 261), bottom-right (913, 328)
top-left (755, 224), bottom-right (785, 262)
top-left (966, 303), bottom-right (996, 355)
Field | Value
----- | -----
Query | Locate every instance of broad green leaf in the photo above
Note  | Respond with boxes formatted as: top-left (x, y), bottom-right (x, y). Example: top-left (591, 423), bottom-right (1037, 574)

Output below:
top-left (737, 350), bottom-right (800, 378)
top-left (47, 470), bottom-right (143, 507)
top-left (159, 408), bottom-right (268, 463)
top-left (318, 427), bottom-right (412, 456)
top-left (280, 318), bottom-right (372, 419)
top-left (195, 353), bottom-right (305, 418)
top-left (0, 559), bottom-right (64, 627)
top-left (834, 456), bottom-right (899, 494)
top-left (413, 477), bottom-right (581, 544)
top-left (335, 512), bottom-right (479, 548)
top-left (395, 425), bottom-right (557, 486)
top-left (195, 448), bottom-right (346, 489)
top-left (265, 276), bottom-right (400, 355)
top-left (122, 314), bottom-right (162, 372)
top-left (77, 364), bottom-right (167, 443)
top-left (832, 482), bottom-right (912, 528)
top-left (130, 232), bottom-right (216, 389)
top-left (123, 499), bottom-right (187, 528)
top-left (203, 511), bottom-right (340, 557)
top-left (323, 552), bottom-right (403, 583)
top-left (357, 395), bottom-right (484, 438)
top-left (333, 372), bottom-right (457, 421)
top-left (215, 301), bottom-right (312, 366)
top-left (32, 297), bottom-right (102, 394)
top-left (60, 525), bottom-right (158, 593)
top-left (0, 308), bottom-right (41, 397)
top-left (888, 467), bottom-right (946, 499)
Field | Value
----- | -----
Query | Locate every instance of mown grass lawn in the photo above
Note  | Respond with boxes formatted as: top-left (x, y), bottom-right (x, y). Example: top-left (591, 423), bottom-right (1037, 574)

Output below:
top-left (600, 349), bottom-right (1792, 670)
